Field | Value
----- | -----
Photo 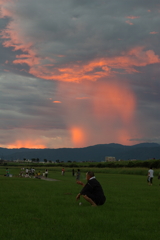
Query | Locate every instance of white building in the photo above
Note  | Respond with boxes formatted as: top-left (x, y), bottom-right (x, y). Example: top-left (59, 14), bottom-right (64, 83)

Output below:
top-left (105, 156), bottom-right (116, 162)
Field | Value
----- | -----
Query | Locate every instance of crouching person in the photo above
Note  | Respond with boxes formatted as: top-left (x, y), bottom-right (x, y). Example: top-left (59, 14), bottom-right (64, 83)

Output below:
top-left (76, 171), bottom-right (106, 206)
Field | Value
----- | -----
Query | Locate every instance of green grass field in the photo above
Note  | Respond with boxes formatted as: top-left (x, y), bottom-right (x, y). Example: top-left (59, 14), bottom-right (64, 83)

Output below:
top-left (0, 167), bottom-right (160, 240)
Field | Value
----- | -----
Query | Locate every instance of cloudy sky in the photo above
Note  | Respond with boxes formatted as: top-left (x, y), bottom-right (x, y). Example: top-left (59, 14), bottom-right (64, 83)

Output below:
top-left (0, 0), bottom-right (160, 149)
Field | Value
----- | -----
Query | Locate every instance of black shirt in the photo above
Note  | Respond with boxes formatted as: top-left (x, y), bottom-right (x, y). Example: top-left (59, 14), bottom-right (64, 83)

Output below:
top-left (80, 177), bottom-right (106, 205)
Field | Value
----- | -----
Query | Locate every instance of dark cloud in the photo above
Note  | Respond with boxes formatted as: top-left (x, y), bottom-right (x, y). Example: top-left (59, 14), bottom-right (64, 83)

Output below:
top-left (0, 73), bottom-right (66, 130)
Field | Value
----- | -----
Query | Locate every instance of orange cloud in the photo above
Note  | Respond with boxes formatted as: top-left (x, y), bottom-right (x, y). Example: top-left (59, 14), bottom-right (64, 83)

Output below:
top-left (56, 80), bottom-right (138, 147)
top-left (116, 129), bottom-right (133, 145)
top-left (53, 101), bottom-right (61, 103)
top-left (126, 16), bottom-right (140, 19)
top-left (25, 47), bottom-right (160, 82)
top-left (1, 4), bottom-right (160, 83)
top-left (0, 0), bottom-right (15, 18)
top-left (92, 81), bottom-right (136, 123)
top-left (70, 127), bottom-right (86, 147)
top-left (125, 20), bottom-right (133, 25)
top-left (7, 140), bottom-right (46, 149)
top-left (150, 32), bottom-right (158, 34)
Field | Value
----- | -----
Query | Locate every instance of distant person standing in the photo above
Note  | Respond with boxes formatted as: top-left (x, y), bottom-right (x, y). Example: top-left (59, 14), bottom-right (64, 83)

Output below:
top-left (25, 168), bottom-right (29, 176)
top-left (6, 168), bottom-right (9, 177)
top-left (45, 169), bottom-right (48, 178)
top-left (61, 168), bottom-right (65, 175)
top-left (72, 169), bottom-right (75, 177)
top-left (76, 169), bottom-right (81, 181)
top-left (148, 167), bottom-right (154, 185)
top-left (147, 171), bottom-right (150, 184)
top-left (158, 172), bottom-right (160, 186)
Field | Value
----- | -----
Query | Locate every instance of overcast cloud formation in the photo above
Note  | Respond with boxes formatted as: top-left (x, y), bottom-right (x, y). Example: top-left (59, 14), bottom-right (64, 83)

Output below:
top-left (0, 0), bottom-right (160, 148)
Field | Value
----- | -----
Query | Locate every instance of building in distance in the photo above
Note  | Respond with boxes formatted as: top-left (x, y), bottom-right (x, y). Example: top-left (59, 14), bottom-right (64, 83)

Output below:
top-left (105, 156), bottom-right (116, 162)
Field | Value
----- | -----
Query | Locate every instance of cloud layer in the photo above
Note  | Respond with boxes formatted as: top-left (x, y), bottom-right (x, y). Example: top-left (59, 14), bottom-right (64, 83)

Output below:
top-left (0, 0), bottom-right (160, 148)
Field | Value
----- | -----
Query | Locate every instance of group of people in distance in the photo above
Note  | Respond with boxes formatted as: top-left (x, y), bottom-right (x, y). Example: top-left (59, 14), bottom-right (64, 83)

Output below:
top-left (19, 168), bottom-right (48, 178)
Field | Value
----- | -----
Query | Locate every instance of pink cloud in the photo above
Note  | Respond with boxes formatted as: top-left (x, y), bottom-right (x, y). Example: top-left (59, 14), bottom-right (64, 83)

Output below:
top-left (56, 80), bottom-right (139, 147)
top-left (53, 101), bottom-right (61, 103)
top-left (1, 2), bottom-right (160, 83)
top-left (125, 20), bottom-right (133, 25)
top-left (92, 81), bottom-right (136, 123)
top-left (0, 0), bottom-right (14, 18)
top-left (70, 127), bottom-right (86, 147)
top-left (126, 16), bottom-right (140, 19)
top-left (2, 23), bottom-right (160, 82)
top-left (150, 31), bottom-right (158, 34)
top-left (27, 47), bottom-right (160, 82)
top-left (76, 97), bottom-right (89, 100)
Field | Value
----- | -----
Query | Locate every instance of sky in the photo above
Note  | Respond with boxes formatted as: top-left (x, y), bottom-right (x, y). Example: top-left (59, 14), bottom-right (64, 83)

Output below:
top-left (0, 0), bottom-right (160, 149)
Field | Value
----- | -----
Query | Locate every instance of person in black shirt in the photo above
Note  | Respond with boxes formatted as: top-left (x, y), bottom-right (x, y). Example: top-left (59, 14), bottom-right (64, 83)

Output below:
top-left (76, 171), bottom-right (106, 206)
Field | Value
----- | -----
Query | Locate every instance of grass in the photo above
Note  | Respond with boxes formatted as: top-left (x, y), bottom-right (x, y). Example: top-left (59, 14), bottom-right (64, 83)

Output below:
top-left (0, 167), bottom-right (160, 240)
top-left (1, 165), bottom-right (160, 177)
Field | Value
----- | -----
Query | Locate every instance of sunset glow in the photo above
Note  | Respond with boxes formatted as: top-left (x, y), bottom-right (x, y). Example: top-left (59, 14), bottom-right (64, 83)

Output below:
top-left (70, 127), bottom-right (85, 147)
top-left (53, 101), bottom-right (61, 103)
top-left (92, 82), bottom-right (136, 122)
top-left (1, 8), bottom-right (160, 83)
top-left (7, 140), bottom-right (46, 149)
top-left (125, 20), bottom-right (134, 25)
top-left (12, 47), bottom-right (160, 82)
top-left (150, 32), bottom-right (158, 34)
top-left (126, 16), bottom-right (140, 19)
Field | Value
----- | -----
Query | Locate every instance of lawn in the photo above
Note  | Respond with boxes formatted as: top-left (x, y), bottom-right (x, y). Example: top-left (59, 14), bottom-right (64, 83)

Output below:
top-left (0, 167), bottom-right (160, 240)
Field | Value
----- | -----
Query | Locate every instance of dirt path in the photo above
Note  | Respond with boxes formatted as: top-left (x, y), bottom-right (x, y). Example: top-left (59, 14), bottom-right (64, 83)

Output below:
top-left (40, 177), bottom-right (59, 181)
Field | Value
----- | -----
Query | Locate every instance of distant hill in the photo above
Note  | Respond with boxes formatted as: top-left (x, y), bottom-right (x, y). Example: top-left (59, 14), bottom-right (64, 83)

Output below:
top-left (0, 142), bottom-right (160, 162)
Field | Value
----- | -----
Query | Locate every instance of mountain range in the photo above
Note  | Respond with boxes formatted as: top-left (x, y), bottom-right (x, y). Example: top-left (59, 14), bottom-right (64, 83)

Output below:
top-left (0, 142), bottom-right (160, 162)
